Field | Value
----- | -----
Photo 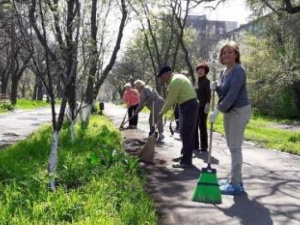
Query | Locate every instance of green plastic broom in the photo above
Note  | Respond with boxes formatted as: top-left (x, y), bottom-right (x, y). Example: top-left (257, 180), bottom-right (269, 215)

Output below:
top-left (192, 67), bottom-right (222, 204)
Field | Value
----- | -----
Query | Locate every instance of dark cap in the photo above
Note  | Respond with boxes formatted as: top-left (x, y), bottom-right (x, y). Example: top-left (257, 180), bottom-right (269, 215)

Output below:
top-left (157, 66), bottom-right (172, 77)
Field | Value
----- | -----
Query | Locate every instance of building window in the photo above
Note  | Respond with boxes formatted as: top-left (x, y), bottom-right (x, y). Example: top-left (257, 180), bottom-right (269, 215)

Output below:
top-left (218, 27), bottom-right (224, 35)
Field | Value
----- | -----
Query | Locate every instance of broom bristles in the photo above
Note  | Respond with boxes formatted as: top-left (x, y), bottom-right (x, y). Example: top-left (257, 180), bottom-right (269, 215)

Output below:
top-left (192, 168), bottom-right (222, 204)
top-left (139, 135), bottom-right (155, 163)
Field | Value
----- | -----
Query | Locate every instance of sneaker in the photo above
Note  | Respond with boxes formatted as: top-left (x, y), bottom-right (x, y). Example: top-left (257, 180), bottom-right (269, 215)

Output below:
top-left (172, 162), bottom-right (193, 168)
top-left (172, 156), bottom-right (182, 162)
top-left (157, 134), bottom-right (165, 142)
top-left (219, 179), bottom-right (230, 186)
top-left (219, 179), bottom-right (244, 187)
top-left (220, 183), bottom-right (244, 195)
top-left (199, 148), bottom-right (208, 152)
top-left (173, 133), bottom-right (181, 140)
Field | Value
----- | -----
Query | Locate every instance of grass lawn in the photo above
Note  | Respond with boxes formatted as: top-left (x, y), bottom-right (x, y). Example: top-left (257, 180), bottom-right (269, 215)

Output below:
top-left (0, 115), bottom-right (157, 224)
top-left (15, 99), bottom-right (50, 109)
top-left (0, 99), bottom-right (50, 113)
top-left (212, 112), bottom-right (300, 155)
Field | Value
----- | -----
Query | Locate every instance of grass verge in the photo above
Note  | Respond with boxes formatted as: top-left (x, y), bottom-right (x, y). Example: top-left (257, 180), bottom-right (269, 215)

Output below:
top-left (212, 112), bottom-right (300, 155)
top-left (15, 99), bottom-right (50, 109)
top-left (0, 115), bottom-right (157, 224)
top-left (0, 99), bottom-right (50, 113)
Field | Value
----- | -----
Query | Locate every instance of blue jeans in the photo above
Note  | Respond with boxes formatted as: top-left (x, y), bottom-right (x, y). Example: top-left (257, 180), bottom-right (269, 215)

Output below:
top-left (179, 98), bottom-right (199, 165)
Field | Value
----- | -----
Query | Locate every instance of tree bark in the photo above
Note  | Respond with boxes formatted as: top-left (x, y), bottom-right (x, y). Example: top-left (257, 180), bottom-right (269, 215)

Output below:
top-left (32, 82), bottom-right (37, 100)
top-left (84, 0), bottom-right (98, 105)
top-left (83, 0), bottom-right (127, 123)
top-left (48, 130), bottom-right (60, 191)
top-left (10, 79), bottom-right (18, 104)
top-left (1, 76), bottom-right (9, 94)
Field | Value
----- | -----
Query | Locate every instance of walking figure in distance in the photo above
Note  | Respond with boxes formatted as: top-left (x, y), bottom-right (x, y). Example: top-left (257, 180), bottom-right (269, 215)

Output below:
top-left (123, 83), bottom-right (140, 129)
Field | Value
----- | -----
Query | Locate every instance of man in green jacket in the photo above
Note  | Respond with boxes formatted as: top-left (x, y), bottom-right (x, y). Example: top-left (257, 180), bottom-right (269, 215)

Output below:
top-left (157, 66), bottom-right (199, 168)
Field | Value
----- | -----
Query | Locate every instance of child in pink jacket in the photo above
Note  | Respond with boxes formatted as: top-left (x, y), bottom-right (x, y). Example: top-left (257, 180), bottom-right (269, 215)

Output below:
top-left (123, 83), bottom-right (140, 128)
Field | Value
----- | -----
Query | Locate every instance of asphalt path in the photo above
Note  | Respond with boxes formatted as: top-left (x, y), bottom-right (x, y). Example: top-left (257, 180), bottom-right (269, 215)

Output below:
top-left (0, 108), bottom-right (53, 148)
top-left (103, 102), bottom-right (300, 225)
top-left (1, 104), bottom-right (300, 224)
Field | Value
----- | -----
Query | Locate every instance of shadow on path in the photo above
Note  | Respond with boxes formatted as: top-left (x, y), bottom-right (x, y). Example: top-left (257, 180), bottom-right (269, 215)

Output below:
top-left (193, 151), bottom-right (220, 165)
top-left (217, 192), bottom-right (273, 225)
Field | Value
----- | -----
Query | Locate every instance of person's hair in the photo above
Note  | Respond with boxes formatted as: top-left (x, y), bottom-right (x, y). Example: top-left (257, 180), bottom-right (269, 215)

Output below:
top-left (219, 41), bottom-right (241, 65)
top-left (124, 83), bottom-right (131, 88)
top-left (196, 63), bottom-right (210, 75)
top-left (134, 79), bottom-right (145, 88)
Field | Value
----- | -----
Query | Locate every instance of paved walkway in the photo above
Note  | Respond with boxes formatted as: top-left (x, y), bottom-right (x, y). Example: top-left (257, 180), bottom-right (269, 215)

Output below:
top-left (103, 102), bottom-right (300, 225)
top-left (1, 104), bottom-right (300, 224)
top-left (0, 108), bottom-right (53, 148)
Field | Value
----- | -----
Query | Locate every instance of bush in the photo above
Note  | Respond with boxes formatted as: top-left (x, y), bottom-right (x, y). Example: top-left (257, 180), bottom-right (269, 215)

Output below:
top-left (0, 103), bottom-right (15, 111)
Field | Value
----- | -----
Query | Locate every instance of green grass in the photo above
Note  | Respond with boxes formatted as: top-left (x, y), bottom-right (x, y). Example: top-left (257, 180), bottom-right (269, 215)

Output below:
top-left (0, 99), bottom-right (50, 113)
top-left (212, 113), bottom-right (300, 155)
top-left (0, 115), bottom-right (157, 224)
top-left (16, 99), bottom-right (50, 109)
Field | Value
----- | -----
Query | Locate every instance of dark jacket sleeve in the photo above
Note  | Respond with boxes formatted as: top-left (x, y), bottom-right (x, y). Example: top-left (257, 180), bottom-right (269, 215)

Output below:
top-left (205, 79), bottom-right (211, 104)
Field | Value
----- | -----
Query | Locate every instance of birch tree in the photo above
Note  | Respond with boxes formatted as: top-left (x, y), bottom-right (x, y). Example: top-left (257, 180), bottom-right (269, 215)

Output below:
top-left (0, 2), bottom-right (31, 99)
top-left (24, 0), bottom-right (81, 190)
top-left (81, 0), bottom-right (128, 122)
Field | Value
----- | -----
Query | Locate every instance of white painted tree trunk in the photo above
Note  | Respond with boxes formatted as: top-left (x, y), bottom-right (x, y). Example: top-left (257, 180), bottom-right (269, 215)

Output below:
top-left (80, 103), bottom-right (92, 123)
top-left (48, 130), bottom-right (60, 191)
top-left (71, 120), bottom-right (75, 144)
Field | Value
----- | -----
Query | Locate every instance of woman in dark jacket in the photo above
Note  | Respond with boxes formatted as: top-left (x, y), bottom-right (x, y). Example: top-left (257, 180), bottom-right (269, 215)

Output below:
top-left (194, 63), bottom-right (211, 152)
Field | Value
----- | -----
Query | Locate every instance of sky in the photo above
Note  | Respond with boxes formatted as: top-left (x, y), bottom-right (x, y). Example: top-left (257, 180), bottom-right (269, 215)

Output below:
top-left (191, 0), bottom-right (252, 26)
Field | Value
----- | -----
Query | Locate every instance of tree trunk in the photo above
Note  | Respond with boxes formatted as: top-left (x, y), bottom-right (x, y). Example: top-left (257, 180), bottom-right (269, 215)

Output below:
top-left (56, 80), bottom-right (62, 99)
top-left (1, 76), bottom-right (9, 94)
top-left (32, 75), bottom-right (43, 100)
top-left (37, 77), bottom-right (43, 100)
top-left (32, 82), bottom-right (37, 100)
top-left (70, 120), bottom-right (75, 144)
top-left (80, 103), bottom-right (93, 123)
top-left (10, 79), bottom-right (19, 105)
top-left (84, 0), bottom-right (98, 105)
top-left (21, 83), bottom-right (26, 98)
top-left (48, 130), bottom-right (60, 191)
top-left (292, 81), bottom-right (300, 118)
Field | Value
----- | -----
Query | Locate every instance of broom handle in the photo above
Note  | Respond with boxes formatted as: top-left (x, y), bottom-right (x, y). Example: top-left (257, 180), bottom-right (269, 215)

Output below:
top-left (208, 67), bottom-right (216, 167)
top-left (152, 98), bottom-right (155, 130)
top-left (152, 89), bottom-right (156, 132)
top-left (120, 109), bottom-right (128, 128)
